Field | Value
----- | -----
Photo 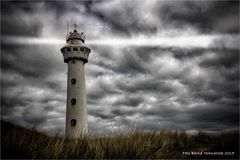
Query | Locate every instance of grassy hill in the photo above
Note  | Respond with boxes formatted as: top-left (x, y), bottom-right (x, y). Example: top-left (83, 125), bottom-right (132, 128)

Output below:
top-left (1, 120), bottom-right (239, 159)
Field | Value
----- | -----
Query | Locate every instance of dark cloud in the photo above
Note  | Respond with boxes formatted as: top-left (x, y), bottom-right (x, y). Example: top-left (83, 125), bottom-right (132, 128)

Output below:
top-left (88, 10), bottom-right (130, 36)
top-left (22, 111), bottom-right (47, 126)
top-left (1, 16), bottom-right (42, 37)
top-left (112, 51), bottom-right (149, 74)
top-left (116, 78), bottom-right (176, 94)
top-left (44, 1), bottom-right (69, 18)
top-left (112, 108), bottom-right (136, 116)
top-left (86, 1), bottom-right (158, 36)
top-left (158, 1), bottom-right (239, 34)
top-left (199, 49), bottom-right (239, 69)
top-left (188, 103), bottom-right (239, 128)
top-left (113, 95), bottom-right (143, 107)
top-left (89, 108), bottom-right (116, 120)
top-left (1, 2), bottom-right (43, 37)
top-left (1, 1), bottom-right (37, 14)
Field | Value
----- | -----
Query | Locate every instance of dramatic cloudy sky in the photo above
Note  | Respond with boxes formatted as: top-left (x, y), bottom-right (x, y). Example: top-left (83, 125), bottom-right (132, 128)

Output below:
top-left (1, 0), bottom-right (239, 135)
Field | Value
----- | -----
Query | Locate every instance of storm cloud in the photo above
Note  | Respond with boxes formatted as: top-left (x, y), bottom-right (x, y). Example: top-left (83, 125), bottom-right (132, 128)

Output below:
top-left (1, 0), bottom-right (239, 135)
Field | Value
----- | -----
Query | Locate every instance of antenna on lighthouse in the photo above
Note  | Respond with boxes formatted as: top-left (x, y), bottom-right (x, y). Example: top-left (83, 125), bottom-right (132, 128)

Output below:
top-left (67, 20), bottom-right (69, 34)
top-left (74, 23), bottom-right (78, 31)
top-left (66, 20), bottom-right (69, 40)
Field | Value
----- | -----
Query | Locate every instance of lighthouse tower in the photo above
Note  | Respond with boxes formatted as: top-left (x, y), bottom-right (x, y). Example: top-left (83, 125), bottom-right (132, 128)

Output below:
top-left (61, 26), bottom-right (91, 138)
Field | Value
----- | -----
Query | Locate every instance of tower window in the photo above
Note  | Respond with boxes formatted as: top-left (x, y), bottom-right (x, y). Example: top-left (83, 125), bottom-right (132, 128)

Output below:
top-left (71, 78), bottom-right (76, 84)
top-left (80, 48), bottom-right (84, 52)
top-left (71, 119), bottom-right (76, 126)
top-left (71, 98), bottom-right (76, 105)
top-left (67, 48), bottom-right (71, 52)
top-left (73, 48), bottom-right (78, 51)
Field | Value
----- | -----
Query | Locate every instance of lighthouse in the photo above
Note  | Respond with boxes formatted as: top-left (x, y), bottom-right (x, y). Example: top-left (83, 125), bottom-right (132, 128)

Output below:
top-left (61, 26), bottom-right (91, 138)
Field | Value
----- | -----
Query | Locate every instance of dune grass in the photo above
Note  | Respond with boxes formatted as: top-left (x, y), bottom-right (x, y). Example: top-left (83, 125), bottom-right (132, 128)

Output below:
top-left (1, 120), bottom-right (239, 159)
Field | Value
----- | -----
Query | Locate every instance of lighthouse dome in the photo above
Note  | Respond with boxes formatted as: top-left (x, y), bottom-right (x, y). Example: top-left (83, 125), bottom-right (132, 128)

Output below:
top-left (66, 29), bottom-right (85, 44)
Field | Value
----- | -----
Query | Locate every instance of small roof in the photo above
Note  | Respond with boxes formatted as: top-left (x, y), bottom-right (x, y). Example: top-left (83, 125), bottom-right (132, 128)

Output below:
top-left (66, 29), bottom-right (85, 43)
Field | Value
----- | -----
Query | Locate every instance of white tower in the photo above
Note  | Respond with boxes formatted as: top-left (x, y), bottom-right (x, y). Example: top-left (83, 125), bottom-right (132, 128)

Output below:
top-left (61, 27), bottom-right (91, 138)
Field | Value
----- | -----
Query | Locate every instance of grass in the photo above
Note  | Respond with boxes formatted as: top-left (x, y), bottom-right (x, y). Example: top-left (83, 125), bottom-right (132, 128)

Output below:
top-left (1, 120), bottom-right (239, 159)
